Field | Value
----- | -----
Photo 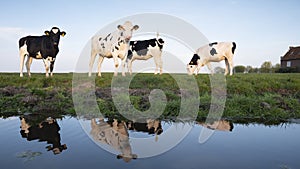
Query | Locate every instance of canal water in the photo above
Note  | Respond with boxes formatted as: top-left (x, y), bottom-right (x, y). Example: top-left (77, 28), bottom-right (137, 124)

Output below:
top-left (0, 115), bottom-right (299, 169)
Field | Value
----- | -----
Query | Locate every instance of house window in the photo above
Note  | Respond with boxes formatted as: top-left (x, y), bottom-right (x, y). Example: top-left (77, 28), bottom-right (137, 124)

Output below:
top-left (287, 61), bottom-right (291, 67)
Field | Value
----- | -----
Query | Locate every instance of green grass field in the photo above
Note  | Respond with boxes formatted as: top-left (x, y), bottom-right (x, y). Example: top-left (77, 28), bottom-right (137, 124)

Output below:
top-left (0, 73), bottom-right (299, 124)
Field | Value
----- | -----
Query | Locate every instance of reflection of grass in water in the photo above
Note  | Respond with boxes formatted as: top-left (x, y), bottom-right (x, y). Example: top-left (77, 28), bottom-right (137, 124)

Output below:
top-left (0, 73), bottom-right (299, 124)
top-left (16, 150), bottom-right (42, 162)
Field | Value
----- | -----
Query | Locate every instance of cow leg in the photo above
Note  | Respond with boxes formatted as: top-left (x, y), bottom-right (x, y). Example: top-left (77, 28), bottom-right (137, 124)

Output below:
top-left (206, 62), bottom-right (214, 75)
top-left (195, 66), bottom-right (201, 75)
top-left (19, 50), bottom-right (28, 77)
top-left (128, 58), bottom-right (135, 76)
top-left (97, 56), bottom-right (104, 77)
top-left (20, 55), bottom-right (25, 77)
top-left (158, 54), bottom-right (163, 75)
top-left (121, 58), bottom-right (127, 77)
top-left (113, 55), bottom-right (119, 77)
top-left (50, 61), bottom-right (55, 77)
top-left (153, 55), bottom-right (163, 75)
top-left (43, 59), bottom-right (50, 77)
top-left (159, 59), bottom-right (163, 75)
top-left (224, 58), bottom-right (229, 76)
top-left (227, 58), bottom-right (234, 76)
top-left (89, 50), bottom-right (97, 77)
top-left (153, 57), bottom-right (159, 75)
top-left (25, 56), bottom-right (33, 77)
top-left (127, 59), bottom-right (131, 75)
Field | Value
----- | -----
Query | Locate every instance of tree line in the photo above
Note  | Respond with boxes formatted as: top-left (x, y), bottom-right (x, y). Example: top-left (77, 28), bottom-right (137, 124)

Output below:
top-left (214, 61), bottom-right (293, 74)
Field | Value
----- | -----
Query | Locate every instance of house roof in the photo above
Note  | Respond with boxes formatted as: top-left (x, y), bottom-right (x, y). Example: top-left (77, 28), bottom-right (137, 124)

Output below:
top-left (281, 46), bottom-right (300, 60)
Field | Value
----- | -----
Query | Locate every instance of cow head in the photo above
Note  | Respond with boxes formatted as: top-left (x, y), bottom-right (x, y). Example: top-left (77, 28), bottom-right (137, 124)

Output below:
top-left (46, 144), bottom-right (67, 155)
top-left (187, 54), bottom-right (201, 75)
top-left (45, 27), bottom-right (66, 46)
top-left (117, 21), bottom-right (139, 42)
top-left (117, 153), bottom-right (138, 163)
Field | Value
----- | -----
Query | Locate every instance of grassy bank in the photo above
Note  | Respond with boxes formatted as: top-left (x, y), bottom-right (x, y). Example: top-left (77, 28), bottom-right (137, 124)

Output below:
top-left (0, 73), bottom-right (299, 124)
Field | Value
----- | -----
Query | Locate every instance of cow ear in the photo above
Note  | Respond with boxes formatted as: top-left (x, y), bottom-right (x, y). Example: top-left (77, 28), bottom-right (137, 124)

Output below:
top-left (45, 31), bottom-right (50, 36)
top-left (117, 25), bottom-right (125, 31)
top-left (132, 25), bottom-right (139, 30)
top-left (60, 31), bottom-right (66, 37)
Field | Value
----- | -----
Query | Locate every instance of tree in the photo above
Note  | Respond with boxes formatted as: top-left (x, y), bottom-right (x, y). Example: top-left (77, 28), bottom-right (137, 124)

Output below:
top-left (245, 66), bottom-right (253, 73)
top-left (260, 61), bottom-right (272, 73)
top-left (214, 67), bottom-right (225, 74)
top-left (254, 68), bottom-right (260, 73)
top-left (272, 63), bottom-right (280, 73)
top-left (234, 65), bottom-right (246, 73)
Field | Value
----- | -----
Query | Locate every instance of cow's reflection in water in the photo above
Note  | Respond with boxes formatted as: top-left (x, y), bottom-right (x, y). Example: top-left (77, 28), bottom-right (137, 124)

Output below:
top-left (90, 118), bottom-right (163, 162)
top-left (20, 116), bottom-right (67, 155)
top-left (198, 120), bottom-right (234, 132)
top-left (90, 118), bottom-right (137, 162)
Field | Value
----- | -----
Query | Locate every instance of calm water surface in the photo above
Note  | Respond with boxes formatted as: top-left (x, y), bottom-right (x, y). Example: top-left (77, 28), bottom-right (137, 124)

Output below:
top-left (0, 116), bottom-right (299, 169)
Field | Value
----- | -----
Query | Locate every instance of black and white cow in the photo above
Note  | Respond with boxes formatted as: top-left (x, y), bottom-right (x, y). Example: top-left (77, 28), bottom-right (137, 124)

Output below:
top-left (127, 38), bottom-right (165, 75)
top-left (187, 42), bottom-right (236, 76)
top-left (89, 21), bottom-right (139, 77)
top-left (19, 27), bottom-right (66, 77)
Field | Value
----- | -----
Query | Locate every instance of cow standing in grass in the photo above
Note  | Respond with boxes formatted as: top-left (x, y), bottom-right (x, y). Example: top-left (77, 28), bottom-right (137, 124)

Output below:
top-left (187, 42), bottom-right (236, 76)
top-left (89, 21), bottom-right (139, 77)
top-left (126, 37), bottom-right (165, 75)
top-left (19, 27), bottom-right (66, 77)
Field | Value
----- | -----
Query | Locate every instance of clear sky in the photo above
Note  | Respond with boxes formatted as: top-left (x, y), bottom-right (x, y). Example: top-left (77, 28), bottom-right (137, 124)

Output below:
top-left (1, 0), bottom-right (300, 73)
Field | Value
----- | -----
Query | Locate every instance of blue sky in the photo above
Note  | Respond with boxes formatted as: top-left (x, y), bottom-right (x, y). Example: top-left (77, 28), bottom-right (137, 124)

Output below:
top-left (1, 0), bottom-right (300, 73)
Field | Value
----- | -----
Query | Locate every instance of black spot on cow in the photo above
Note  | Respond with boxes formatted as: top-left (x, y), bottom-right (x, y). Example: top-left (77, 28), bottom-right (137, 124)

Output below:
top-left (232, 42), bottom-right (236, 54)
top-left (157, 38), bottom-right (164, 50)
top-left (118, 40), bottom-right (124, 46)
top-left (209, 42), bottom-right (218, 47)
top-left (103, 33), bottom-right (111, 41)
top-left (149, 40), bottom-right (156, 47)
top-left (50, 61), bottom-right (55, 72)
top-left (189, 54), bottom-right (200, 65)
top-left (158, 38), bottom-right (164, 44)
top-left (137, 49), bottom-right (148, 56)
top-left (127, 50), bottom-right (133, 61)
top-left (99, 37), bottom-right (102, 41)
top-left (129, 40), bottom-right (149, 56)
top-left (128, 38), bottom-right (165, 57)
top-left (115, 46), bottom-right (119, 50)
top-left (210, 48), bottom-right (218, 56)
top-left (120, 32), bottom-right (123, 36)
top-left (101, 43), bottom-right (105, 48)
top-left (118, 37), bottom-right (121, 41)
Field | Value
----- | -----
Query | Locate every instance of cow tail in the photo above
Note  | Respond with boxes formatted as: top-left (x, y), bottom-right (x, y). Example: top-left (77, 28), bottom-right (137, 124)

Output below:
top-left (232, 42), bottom-right (236, 54)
